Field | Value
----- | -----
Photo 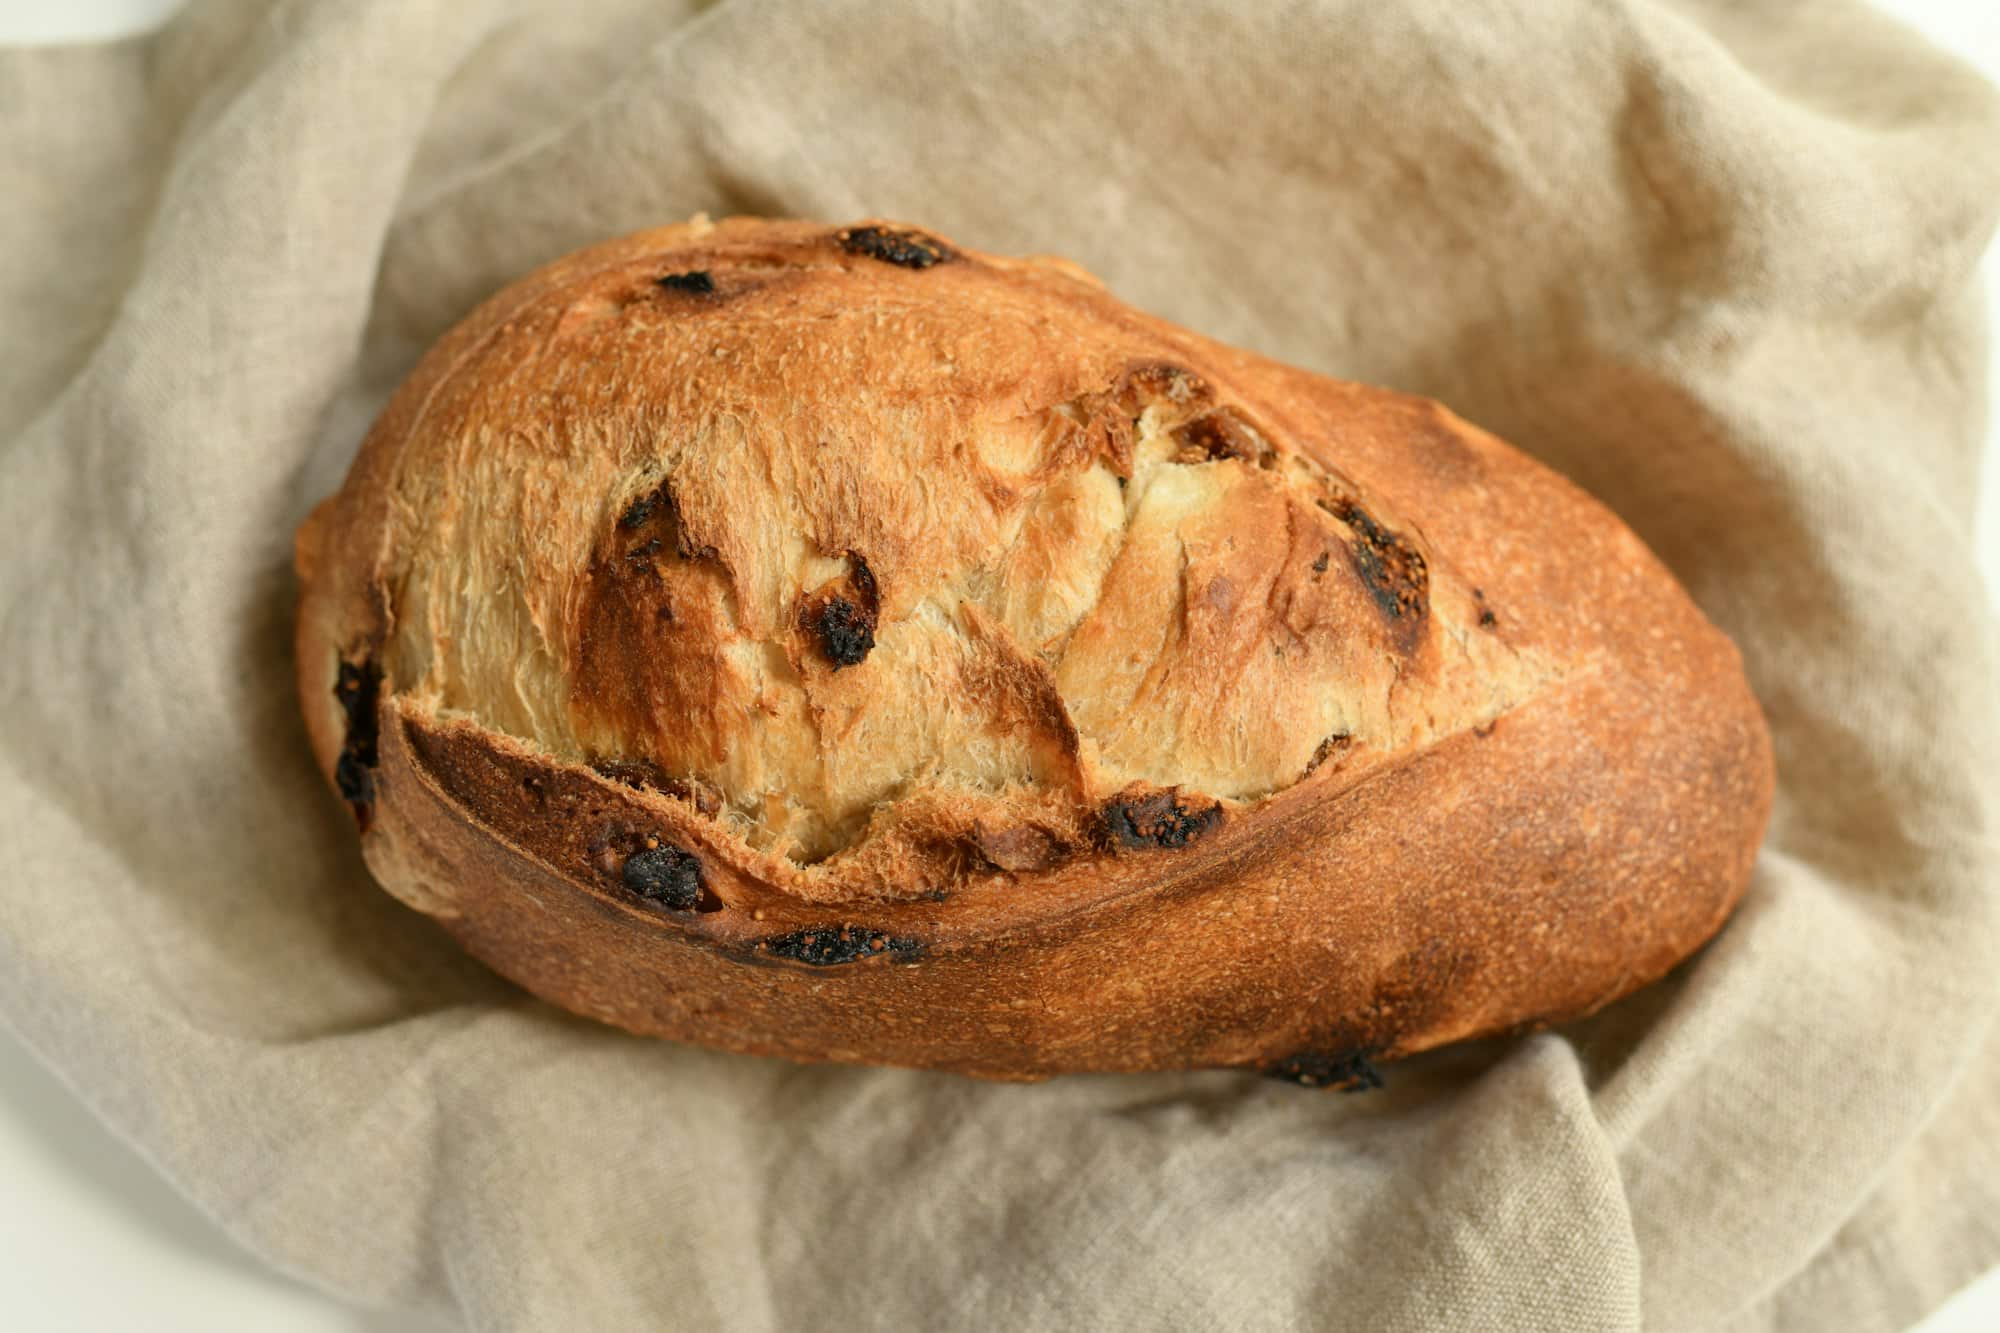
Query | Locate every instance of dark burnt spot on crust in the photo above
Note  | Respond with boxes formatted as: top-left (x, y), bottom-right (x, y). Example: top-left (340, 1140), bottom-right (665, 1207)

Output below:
top-left (814, 598), bottom-right (874, 668)
top-left (1340, 502), bottom-right (1428, 619)
top-left (836, 225), bottom-right (953, 269)
top-left (613, 478), bottom-right (718, 564)
top-left (332, 657), bottom-right (382, 829)
top-left (621, 843), bottom-right (704, 911)
top-left (590, 826), bottom-right (719, 912)
top-left (1100, 787), bottom-right (1223, 851)
top-left (1311, 551), bottom-right (1330, 575)
top-left (1263, 1050), bottom-right (1384, 1092)
top-left (1317, 495), bottom-right (1429, 630)
top-left (799, 552), bottom-right (880, 670)
top-left (1170, 407), bottom-right (1275, 468)
top-left (1473, 586), bottom-right (1497, 629)
top-left (655, 269), bottom-right (716, 296)
top-left (758, 925), bottom-right (924, 966)
top-left (618, 484), bottom-right (666, 530)
top-left (1300, 731), bottom-right (1352, 779)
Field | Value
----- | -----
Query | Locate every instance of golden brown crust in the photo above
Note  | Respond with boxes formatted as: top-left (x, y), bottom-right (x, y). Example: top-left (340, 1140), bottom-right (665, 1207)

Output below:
top-left (295, 217), bottom-right (1774, 1079)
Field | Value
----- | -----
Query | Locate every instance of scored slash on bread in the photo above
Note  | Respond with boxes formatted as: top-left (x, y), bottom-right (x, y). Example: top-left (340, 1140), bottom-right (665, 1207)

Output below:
top-left (294, 217), bottom-right (1773, 1081)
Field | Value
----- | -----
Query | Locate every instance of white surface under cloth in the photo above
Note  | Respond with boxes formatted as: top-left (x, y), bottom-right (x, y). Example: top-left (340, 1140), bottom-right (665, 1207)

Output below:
top-left (1, 1), bottom-right (1997, 1330)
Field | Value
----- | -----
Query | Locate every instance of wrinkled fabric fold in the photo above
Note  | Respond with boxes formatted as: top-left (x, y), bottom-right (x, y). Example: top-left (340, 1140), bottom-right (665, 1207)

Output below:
top-left (2, 1), bottom-right (1996, 1328)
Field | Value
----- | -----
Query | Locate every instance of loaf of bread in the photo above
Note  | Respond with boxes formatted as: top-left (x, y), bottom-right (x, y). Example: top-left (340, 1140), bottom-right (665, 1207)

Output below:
top-left (295, 217), bottom-right (1772, 1083)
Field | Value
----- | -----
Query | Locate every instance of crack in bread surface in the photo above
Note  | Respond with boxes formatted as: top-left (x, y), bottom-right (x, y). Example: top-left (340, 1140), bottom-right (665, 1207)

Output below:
top-left (379, 222), bottom-right (1550, 878)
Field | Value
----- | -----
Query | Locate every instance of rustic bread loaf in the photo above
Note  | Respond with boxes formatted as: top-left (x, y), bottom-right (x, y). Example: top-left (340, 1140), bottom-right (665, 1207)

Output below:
top-left (295, 216), bottom-right (1773, 1083)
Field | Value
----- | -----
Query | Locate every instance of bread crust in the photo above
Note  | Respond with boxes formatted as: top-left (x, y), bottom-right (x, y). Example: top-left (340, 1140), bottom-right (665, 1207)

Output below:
top-left (296, 217), bottom-right (1773, 1080)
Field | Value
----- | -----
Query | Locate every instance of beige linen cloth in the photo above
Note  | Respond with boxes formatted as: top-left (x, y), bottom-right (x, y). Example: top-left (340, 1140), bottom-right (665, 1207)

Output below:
top-left (3, 1), bottom-right (1998, 1328)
